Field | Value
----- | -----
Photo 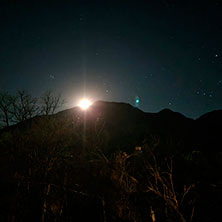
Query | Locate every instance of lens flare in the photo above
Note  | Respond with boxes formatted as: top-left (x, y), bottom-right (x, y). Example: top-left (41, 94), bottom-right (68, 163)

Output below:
top-left (78, 99), bottom-right (92, 110)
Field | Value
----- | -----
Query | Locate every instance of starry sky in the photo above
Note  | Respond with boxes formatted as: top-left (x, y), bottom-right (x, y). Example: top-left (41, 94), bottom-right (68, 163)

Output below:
top-left (1, 0), bottom-right (222, 118)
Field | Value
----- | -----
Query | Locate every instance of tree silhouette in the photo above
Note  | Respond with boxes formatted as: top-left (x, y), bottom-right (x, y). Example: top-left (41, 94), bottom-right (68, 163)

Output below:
top-left (0, 91), bottom-right (15, 127)
top-left (40, 90), bottom-right (65, 116)
top-left (11, 90), bottom-right (38, 123)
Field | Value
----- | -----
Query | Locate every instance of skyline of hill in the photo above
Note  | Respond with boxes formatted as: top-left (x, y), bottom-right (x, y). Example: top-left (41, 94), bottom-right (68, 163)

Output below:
top-left (0, 100), bottom-right (222, 221)
top-left (2, 101), bottom-right (221, 155)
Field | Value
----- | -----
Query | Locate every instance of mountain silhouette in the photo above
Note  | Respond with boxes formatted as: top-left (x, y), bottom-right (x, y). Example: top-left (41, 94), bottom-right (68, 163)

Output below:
top-left (1, 101), bottom-right (221, 155)
top-left (0, 101), bottom-right (222, 221)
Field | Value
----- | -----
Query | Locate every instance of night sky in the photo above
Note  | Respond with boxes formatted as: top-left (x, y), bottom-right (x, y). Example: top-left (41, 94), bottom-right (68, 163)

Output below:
top-left (1, 1), bottom-right (222, 118)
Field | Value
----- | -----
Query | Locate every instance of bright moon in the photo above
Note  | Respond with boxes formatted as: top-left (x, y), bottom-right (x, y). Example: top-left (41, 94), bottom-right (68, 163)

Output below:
top-left (78, 99), bottom-right (92, 110)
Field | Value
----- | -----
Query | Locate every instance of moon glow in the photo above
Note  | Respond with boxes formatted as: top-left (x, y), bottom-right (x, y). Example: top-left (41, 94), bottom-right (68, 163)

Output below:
top-left (78, 99), bottom-right (92, 110)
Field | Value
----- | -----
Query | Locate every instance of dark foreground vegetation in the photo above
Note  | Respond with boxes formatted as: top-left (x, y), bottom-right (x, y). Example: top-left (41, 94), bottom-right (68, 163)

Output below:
top-left (0, 100), bottom-right (222, 221)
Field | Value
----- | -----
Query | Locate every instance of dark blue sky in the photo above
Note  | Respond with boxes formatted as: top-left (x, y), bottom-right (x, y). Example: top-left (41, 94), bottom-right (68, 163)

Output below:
top-left (1, 1), bottom-right (222, 118)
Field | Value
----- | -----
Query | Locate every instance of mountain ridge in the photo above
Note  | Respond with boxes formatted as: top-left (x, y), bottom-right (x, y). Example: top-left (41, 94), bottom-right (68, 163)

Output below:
top-left (1, 101), bottom-right (221, 154)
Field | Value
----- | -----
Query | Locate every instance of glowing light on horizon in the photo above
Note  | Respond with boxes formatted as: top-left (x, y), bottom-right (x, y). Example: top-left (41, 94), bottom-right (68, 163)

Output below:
top-left (78, 99), bottom-right (92, 110)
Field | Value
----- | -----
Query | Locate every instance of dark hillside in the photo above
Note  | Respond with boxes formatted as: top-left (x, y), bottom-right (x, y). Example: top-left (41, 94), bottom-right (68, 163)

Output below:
top-left (0, 101), bottom-right (222, 221)
top-left (1, 102), bottom-right (221, 154)
top-left (195, 110), bottom-right (222, 153)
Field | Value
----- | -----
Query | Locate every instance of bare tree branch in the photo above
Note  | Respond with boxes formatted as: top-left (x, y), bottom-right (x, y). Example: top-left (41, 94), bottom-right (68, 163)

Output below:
top-left (40, 90), bottom-right (65, 115)
top-left (0, 91), bottom-right (15, 127)
top-left (11, 90), bottom-right (38, 123)
top-left (144, 150), bottom-right (195, 222)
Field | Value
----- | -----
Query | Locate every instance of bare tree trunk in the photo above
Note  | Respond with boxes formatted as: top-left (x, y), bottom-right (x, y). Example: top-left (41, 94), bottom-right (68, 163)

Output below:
top-left (150, 207), bottom-right (156, 222)
top-left (42, 184), bottom-right (51, 222)
top-left (102, 198), bottom-right (107, 222)
top-left (5, 111), bottom-right (9, 127)
top-left (167, 200), bottom-right (186, 222)
top-left (11, 216), bottom-right (15, 222)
